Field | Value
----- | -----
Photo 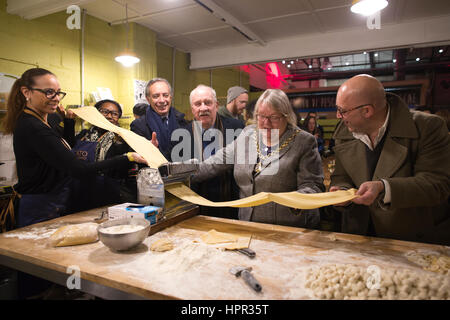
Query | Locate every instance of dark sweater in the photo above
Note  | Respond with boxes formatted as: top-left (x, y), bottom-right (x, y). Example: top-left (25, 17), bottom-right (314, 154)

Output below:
top-left (13, 112), bottom-right (130, 194)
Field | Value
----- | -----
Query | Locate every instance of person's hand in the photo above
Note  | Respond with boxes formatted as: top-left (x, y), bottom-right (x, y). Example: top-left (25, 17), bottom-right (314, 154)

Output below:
top-left (330, 186), bottom-right (352, 206)
top-left (130, 152), bottom-right (148, 165)
top-left (56, 104), bottom-right (76, 119)
top-left (65, 108), bottom-right (75, 119)
top-left (151, 132), bottom-right (159, 148)
top-left (56, 104), bottom-right (66, 118)
top-left (352, 181), bottom-right (384, 206)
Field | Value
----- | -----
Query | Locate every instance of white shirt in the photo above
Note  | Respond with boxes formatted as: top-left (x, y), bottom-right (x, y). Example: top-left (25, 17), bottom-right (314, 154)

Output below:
top-left (351, 106), bottom-right (392, 204)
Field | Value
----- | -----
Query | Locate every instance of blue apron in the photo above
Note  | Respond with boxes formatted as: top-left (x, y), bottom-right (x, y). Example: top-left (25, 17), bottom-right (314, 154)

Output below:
top-left (70, 138), bottom-right (120, 212)
top-left (16, 178), bottom-right (72, 228)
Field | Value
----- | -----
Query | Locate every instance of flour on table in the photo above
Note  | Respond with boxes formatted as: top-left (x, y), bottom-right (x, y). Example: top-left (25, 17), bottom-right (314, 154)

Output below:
top-left (405, 250), bottom-right (450, 275)
top-left (3, 223), bottom-right (67, 240)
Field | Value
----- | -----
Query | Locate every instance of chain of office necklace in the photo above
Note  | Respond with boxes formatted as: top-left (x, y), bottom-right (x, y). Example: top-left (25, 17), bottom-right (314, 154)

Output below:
top-left (254, 128), bottom-right (300, 173)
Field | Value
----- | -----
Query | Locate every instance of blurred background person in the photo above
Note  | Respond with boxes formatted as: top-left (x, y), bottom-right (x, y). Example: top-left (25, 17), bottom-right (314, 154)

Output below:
top-left (132, 102), bottom-right (147, 119)
top-left (302, 114), bottom-right (324, 156)
top-left (218, 86), bottom-right (248, 125)
top-left (244, 99), bottom-right (257, 126)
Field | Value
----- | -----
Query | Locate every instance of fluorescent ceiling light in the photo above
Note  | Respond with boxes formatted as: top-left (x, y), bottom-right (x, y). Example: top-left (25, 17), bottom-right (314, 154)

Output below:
top-left (351, 0), bottom-right (388, 16)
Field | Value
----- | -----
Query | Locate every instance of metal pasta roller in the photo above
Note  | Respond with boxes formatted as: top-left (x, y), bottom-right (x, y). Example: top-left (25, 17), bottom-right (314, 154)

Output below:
top-left (136, 159), bottom-right (199, 218)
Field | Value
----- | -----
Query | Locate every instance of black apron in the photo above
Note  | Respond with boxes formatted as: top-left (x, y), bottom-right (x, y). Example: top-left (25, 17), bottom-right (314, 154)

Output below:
top-left (16, 108), bottom-right (73, 228)
top-left (69, 134), bottom-right (120, 212)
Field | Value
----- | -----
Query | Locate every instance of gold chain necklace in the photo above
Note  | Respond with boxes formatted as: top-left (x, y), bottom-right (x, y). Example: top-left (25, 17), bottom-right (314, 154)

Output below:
top-left (254, 128), bottom-right (300, 173)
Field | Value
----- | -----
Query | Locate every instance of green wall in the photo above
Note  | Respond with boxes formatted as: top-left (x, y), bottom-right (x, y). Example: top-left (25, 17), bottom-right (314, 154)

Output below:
top-left (1, 0), bottom-right (249, 127)
top-left (0, 0), bottom-right (156, 129)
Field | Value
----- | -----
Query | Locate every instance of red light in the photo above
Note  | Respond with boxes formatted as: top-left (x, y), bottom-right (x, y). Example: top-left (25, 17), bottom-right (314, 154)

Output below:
top-left (240, 65), bottom-right (250, 73)
top-left (265, 62), bottom-right (282, 88)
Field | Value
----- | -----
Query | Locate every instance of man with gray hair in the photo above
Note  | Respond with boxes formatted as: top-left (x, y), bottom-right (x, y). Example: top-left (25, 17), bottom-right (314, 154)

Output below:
top-left (130, 78), bottom-right (188, 160)
top-left (183, 84), bottom-right (244, 219)
top-left (218, 86), bottom-right (248, 124)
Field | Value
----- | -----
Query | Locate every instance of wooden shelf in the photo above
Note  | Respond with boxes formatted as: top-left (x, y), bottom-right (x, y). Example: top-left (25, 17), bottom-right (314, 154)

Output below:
top-left (288, 79), bottom-right (430, 140)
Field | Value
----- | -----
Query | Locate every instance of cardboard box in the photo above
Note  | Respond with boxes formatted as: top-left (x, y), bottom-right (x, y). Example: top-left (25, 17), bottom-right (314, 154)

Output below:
top-left (108, 203), bottom-right (163, 225)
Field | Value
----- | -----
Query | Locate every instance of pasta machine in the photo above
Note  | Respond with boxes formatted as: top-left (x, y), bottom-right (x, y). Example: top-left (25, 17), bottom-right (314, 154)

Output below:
top-left (136, 159), bottom-right (199, 217)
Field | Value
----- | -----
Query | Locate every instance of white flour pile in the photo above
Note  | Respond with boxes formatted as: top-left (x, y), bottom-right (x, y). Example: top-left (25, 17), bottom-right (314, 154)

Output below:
top-left (100, 224), bottom-right (145, 234)
top-left (107, 227), bottom-right (444, 300)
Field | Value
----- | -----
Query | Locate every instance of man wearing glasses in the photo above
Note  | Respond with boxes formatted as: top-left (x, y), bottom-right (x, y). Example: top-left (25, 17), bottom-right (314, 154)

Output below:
top-left (330, 74), bottom-right (450, 245)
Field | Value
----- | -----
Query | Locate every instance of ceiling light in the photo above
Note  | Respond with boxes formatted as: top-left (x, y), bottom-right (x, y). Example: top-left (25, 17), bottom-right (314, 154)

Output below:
top-left (308, 65), bottom-right (312, 69)
top-left (416, 57), bottom-right (420, 62)
top-left (439, 49), bottom-right (444, 53)
top-left (374, 53), bottom-right (378, 57)
top-left (287, 64), bottom-right (291, 68)
top-left (351, 0), bottom-right (388, 16)
top-left (291, 61), bottom-right (294, 64)
top-left (392, 59), bottom-right (397, 63)
top-left (282, 60), bottom-right (286, 64)
top-left (115, 4), bottom-right (140, 67)
top-left (115, 51), bottom-right (140, 67)
top-left (363, 51), bottom-right (367, 55)
top-left (345, 62), bottom-right (350, 65)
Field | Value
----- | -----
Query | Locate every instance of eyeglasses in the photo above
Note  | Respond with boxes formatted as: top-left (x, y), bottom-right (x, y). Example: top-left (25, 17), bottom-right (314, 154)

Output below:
top-left (99, 108), bottom-right (120, 118)
top-left (193, 99), bottom-right (214, 107)
top-left (29, 88), bottom-right (66, 100)
top-left (336, 104), bottom-right (372, 117)
top-left (256, 114), bottom-right (286, 123)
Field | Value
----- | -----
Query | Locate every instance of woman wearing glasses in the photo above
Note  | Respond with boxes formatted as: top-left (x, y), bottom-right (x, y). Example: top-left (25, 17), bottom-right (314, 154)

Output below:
top-left (70, 99), bottom-right (137, 211)
top-left (192, 89), bottom-right (324, 228)
top-left (3, 68), bottom-right (147, 228)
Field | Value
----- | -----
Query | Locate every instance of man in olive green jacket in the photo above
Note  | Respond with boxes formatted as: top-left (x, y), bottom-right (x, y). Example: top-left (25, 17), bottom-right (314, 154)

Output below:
top-left (330, 74), bottom-right (450, 245)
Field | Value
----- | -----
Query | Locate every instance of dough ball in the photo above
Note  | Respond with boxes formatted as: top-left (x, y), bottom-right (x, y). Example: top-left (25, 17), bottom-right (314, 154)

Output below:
top-left (150, 238), bottom-right (174, 252)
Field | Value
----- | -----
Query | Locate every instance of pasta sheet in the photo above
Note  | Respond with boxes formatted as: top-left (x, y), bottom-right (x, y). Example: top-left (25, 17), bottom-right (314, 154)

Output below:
top-left (72, 107), bottom-right (358, 209)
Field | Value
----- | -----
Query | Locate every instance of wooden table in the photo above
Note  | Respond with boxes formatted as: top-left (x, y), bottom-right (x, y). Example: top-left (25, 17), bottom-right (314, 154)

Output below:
top-left (0, 208), bottom-right (448, 300)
